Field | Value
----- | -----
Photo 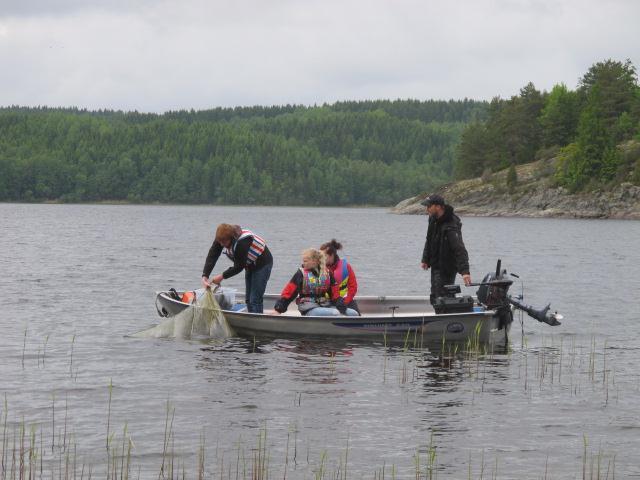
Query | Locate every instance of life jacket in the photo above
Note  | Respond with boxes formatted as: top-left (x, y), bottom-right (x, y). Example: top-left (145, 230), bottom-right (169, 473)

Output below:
top-left (331, 258), bottom-right (350, 298)
top-left (299, 267), bottom-right (331, 300)
top-left (223, 229), bottom-right (267, 266)
top-left (180, 291), bottom-right (195, 304)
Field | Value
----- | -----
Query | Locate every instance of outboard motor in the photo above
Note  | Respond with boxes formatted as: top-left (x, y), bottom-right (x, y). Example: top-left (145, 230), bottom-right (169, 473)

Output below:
top-left (475, 259), bottom-right (514, 329)
top-left (476, 259), bottom-right (513, 308)
top-left (475, 260), bottom-right (562, 327)
top-left (508, 297), bottom-right (562, 326)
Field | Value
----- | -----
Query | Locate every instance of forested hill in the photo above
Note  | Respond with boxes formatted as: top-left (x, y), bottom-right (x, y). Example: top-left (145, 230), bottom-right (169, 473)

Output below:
top-left (0, 100), bottom-right (486, 205)
top-left (393, 59), bottom-right (640, 219)
top-left (452, 59), bottom-right (640, 192)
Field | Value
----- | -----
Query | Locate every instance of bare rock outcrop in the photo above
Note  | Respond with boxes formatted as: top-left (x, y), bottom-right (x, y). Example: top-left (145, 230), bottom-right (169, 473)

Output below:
top-left (392, 157), bottom-right (640, 219)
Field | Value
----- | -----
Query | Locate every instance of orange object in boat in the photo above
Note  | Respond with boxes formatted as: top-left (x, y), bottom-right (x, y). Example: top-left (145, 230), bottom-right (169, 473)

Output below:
top-left (180, 291), bottom-right (195, 304)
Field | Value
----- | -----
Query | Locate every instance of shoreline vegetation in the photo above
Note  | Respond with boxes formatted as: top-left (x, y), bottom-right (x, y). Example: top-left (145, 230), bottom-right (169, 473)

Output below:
top-left (3, 331), bottom-right (619, 479)
top-left (392, 142), bottom-right (640, 220)
top-left (393, 58), bottom-right (640, 220)
top-left (6, 199), bottom-right (385, 209)
top-left (1, 59), bottom-right (639, 216)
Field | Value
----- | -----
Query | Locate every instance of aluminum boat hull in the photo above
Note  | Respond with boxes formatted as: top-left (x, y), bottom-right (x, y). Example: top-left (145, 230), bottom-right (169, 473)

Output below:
top-left (155, 291), bottom-right (512, 345)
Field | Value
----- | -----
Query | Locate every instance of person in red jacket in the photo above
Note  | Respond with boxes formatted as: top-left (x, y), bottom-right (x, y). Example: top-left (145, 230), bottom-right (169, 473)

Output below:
top-left (320, 239), bottom-right (360, 316)
top-left (274, 248), bottom-right (341, 316)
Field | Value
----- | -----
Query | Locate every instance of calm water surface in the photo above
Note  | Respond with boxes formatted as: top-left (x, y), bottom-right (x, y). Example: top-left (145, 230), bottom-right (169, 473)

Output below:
top-left (1, 204), bottom-right (639, 478)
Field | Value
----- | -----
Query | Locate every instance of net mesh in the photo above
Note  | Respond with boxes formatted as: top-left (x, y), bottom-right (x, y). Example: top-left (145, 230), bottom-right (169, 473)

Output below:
top-left (134, 289), bottom-right (234, 339)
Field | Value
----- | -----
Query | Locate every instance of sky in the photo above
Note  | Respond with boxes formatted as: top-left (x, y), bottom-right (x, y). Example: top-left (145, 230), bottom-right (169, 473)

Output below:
top-left (0, 0), bottom-right (638, 113)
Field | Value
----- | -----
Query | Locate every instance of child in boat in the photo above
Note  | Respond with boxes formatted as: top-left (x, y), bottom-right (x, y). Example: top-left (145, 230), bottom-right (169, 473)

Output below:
top-left (274, 248), bottom-right (357, 316)
top-left (320, 239), bottom-right (360, 316)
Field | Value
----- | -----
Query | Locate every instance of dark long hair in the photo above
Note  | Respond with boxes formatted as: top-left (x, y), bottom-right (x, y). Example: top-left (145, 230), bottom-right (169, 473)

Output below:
top-left (320, 239), bottom-right (342, 256)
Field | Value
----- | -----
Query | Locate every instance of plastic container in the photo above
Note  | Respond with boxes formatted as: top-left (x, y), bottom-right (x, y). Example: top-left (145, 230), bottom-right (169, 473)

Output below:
top-left (193, 287), bottom-right (236, 309)
top-left (214, 287), bottom-right (236, 309)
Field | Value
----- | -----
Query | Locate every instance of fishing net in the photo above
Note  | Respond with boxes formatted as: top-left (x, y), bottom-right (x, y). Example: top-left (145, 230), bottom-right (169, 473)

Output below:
top-left (133, 288), bottom-right (235, 339)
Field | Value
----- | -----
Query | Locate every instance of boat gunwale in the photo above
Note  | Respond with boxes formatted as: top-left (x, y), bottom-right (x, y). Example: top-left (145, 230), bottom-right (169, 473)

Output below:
top-left (155, 291), bottom-right (496, 317)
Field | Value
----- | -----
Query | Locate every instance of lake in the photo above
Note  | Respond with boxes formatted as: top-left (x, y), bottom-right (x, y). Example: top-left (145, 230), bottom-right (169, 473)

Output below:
top-left (1, 203), bottom-right (639, 478)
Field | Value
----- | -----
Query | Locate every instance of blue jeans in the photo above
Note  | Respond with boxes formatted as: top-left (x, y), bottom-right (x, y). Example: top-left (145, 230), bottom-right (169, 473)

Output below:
top-left (245, 262), bottom-right (272, 313)
top-left (306, 306), bottom-right (340, 316)
top-left (307, 307), bottom-right (358, 316)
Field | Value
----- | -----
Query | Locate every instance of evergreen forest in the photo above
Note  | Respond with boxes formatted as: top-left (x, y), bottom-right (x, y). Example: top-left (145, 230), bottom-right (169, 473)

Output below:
top-left (2, 58), bottom-right (639, 206)
top-left (454, 59), bottom-right (640, 191)
top-left (0, 100), bottom-right (485, 205)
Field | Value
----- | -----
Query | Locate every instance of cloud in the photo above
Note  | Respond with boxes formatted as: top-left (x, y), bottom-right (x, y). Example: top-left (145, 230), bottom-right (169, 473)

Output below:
top-left (0, 0), bottom-right (638, 112)
top-left (0, 0), bottom-right (157, 17)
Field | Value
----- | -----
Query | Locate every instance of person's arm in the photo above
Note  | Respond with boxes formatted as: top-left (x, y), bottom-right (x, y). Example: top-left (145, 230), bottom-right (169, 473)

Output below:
top-left (421, 236), bottom-right (429, 268)
top-left (274, 270), bottom-right (303, 313)
top-left (421, 219), bottom-right (433, 269)
top-left (328, 270), bottom-right (339, 301)
top-left (202, 241), bottom-right (223, 286)
top-left (343, 263), bottom-right (358, 304)
top-left (221, 237), bottom-right (251, 279)
top-left (328, 271), bottom-right (348, 313)
top-left (447, 228), bottom-right (471, 285)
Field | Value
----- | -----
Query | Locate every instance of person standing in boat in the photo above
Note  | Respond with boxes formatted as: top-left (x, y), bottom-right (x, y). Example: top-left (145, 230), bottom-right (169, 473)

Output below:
top-left (420, 194), bottom-right (471, 305)
top-left (320, 239), bottom-right (360, 315)
top-left (201, 224), bottom-right (273, 313)
top-left (273, 248), bottom-right (354, 316)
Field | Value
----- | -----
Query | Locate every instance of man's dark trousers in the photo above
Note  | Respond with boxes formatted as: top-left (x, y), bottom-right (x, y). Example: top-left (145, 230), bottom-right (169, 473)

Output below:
top-left (430, 269), bottom-right (456, 305)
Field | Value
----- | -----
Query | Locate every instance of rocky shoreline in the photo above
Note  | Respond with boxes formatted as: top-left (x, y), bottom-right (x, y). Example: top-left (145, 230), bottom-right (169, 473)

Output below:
top-left (392, 158), bottom-right (640, 220)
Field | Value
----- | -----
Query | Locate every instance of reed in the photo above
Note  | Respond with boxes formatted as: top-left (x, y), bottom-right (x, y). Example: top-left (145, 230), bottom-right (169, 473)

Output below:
top-left (69, 334), bottom-right (76, 378)
top-left (22, 325), bottom-right (28, 369)
top-left (0, 328), bottom-right (630, 479)
top-left (0, 398), bottom-right (622, 480)
top-left (40, 334), bottom-right (50, 368)
top-left (582, 435), bottom-right (616, 480)
top-left (1, 395), bottom-right (7, 476)
top-left (106, 379), bottom-right (112, 453)
top-left (159, 399), bottom-right (176, 480)
top-left (373, 462), bottom-right (397, 480)
top-left (252, 424), bottom-right (269, 480)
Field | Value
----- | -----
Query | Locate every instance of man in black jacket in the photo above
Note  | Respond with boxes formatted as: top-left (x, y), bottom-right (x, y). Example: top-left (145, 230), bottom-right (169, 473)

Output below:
top-left (420, 194), bottom-right (471, 305)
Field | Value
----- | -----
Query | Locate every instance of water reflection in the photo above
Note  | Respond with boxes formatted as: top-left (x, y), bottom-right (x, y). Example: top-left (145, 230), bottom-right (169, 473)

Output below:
top-left (5, 205), bottom-right (640, 478)
top-left (194, 335), bottom-right (516, 402)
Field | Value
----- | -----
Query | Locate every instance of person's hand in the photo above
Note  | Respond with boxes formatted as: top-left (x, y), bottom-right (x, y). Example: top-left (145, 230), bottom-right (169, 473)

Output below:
top-left (201, 276), bottom-right (210, 288)
top-left (273, 299), bottom-right (286, 314)
top-left (211, 274), bottom-right (224, 285)
top-left (335, 297), bottom-right (347, 314)
top-left (462, 274), bottom-right (471, 286)
top-left (421, 262), bottom-right (430, 270)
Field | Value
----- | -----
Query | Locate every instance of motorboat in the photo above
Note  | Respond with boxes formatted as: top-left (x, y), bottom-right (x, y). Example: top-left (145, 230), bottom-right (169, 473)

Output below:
top-left (154, 260), bottom-right (562, 345)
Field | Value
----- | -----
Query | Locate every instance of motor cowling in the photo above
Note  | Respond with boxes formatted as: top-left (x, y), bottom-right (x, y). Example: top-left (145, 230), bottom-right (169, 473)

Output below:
top-left (474, 260), bottom-right (514, 330)
top-left (476, 272), bottom-right (513, 308)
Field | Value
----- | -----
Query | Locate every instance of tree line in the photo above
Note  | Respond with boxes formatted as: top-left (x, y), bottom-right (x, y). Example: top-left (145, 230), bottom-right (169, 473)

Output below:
top-left (454, 59), bottom-right (640, 191)
top-left (3, 60), bottom-right (637, 207)
top-left (0, 100), bottom-right (484, 205)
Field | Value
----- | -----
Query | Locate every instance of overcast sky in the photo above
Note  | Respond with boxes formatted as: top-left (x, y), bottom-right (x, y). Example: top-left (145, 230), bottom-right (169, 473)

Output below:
top-left (0, 0), bottom-right (638, 113)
